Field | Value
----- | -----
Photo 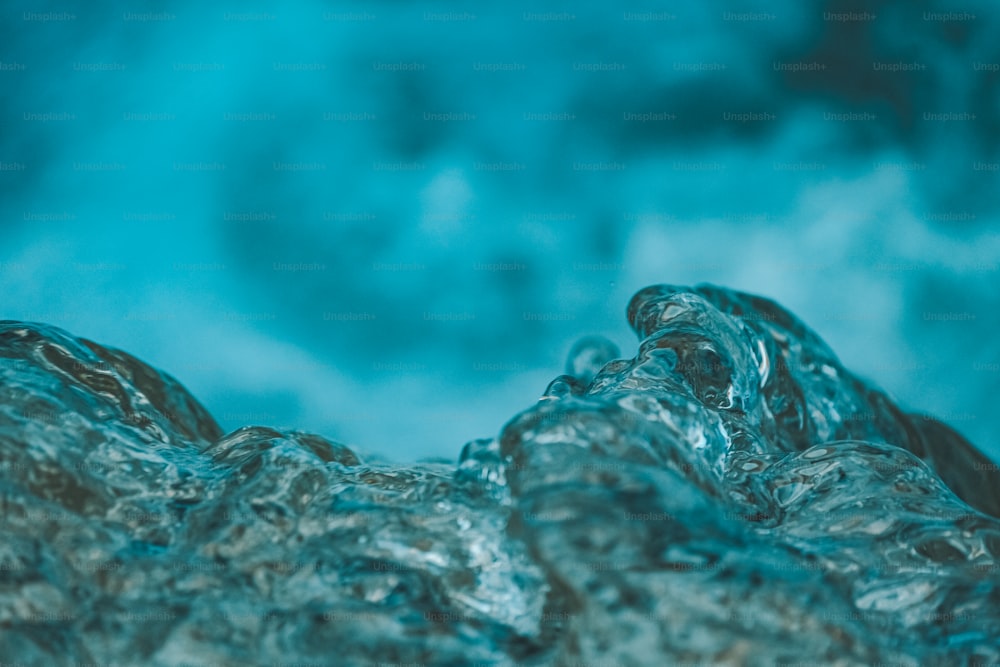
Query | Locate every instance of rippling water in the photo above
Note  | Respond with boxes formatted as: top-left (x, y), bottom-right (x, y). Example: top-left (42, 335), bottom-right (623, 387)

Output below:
top-left (1, 284), bottom-right (998, 666)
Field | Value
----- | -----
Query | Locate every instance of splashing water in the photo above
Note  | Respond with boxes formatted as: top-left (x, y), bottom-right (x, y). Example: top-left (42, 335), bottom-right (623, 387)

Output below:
top-left (1, 284), bottom-right (998, 666)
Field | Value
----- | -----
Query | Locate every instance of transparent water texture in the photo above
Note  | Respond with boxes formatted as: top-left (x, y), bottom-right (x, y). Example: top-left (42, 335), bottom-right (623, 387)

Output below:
top-left (1, 283), bottom-right (999, 666)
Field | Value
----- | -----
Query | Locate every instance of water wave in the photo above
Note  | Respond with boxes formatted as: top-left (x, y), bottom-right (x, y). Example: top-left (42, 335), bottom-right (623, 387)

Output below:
top-left (1, 284), bottom-right (997, 665)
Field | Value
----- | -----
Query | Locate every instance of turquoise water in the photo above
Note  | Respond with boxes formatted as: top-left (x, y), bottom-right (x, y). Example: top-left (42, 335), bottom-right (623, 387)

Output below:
top-left (2, 0), bottom-right (999, 462)
top-left (1, 284), bottom-right (997, 665)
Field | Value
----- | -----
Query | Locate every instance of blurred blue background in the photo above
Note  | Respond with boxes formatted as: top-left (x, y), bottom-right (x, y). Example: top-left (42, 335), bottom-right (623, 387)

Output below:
top-left (1, 0), bottom-right (998, 462)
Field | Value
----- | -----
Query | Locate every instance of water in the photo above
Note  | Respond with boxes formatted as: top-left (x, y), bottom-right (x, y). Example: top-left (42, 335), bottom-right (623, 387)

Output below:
top-left (4, 0), bottom-right (1000, 463)
top-left (1, 284), bottom-right (998, 666)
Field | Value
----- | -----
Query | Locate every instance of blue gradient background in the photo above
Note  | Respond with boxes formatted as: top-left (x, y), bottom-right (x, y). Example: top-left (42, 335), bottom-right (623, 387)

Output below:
top-left (1, 0), bottom-right (998, 462)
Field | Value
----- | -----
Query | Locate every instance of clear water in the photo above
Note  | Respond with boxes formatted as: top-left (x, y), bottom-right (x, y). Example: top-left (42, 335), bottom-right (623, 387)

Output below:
top-left (1, 284), bottom-right (998, 666)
